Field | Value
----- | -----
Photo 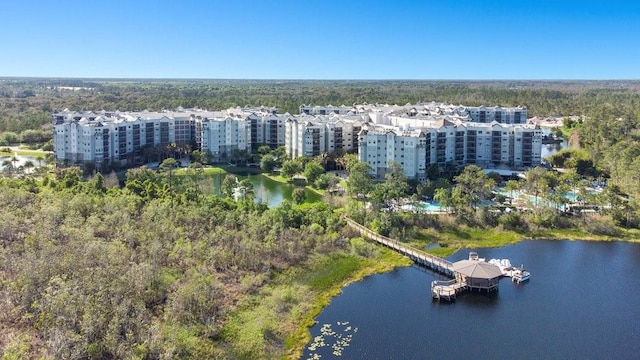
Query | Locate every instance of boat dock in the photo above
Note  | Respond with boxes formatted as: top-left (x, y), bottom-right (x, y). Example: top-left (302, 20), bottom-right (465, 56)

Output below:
top-left (344, 217), bottom-right (467, 299)
top-left (344, 217), bottom-right (530, 301)
top-left (431, 279), bottom-right (467, 301)
top-left (488, 258), bottom-right (531, 283)
top-left (344, 217), bottom-right (455, 277)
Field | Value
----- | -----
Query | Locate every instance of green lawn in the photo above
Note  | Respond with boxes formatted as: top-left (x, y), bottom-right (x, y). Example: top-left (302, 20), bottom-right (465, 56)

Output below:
top-left (412, 221), bottom-right (640, 258)
top-left (173, 167), bottom-right (227, 175)
top-left (173, 165), bottom-right (267, 176)
top-left (0, 149), bottom-right (50, 157)
top-left (262, 173), bottom-right (328, 197)
top-left (263, 173), bottom-right (290, 183)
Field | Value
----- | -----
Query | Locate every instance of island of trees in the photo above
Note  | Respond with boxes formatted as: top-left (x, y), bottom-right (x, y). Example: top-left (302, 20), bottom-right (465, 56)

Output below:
top-left (1, 78), bottom-right (640, 359)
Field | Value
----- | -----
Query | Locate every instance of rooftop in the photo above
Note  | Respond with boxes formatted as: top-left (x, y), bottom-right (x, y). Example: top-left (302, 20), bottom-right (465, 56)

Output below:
top-left (452, 260), bottom-right (503, 279)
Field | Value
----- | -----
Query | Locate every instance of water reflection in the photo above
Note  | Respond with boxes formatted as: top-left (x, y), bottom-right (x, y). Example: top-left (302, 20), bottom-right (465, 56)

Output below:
top-left (209, 173), bottom-right (321, 207)
top-left (541, 140), bottom-right (568, 158)
top-left (304, 240), bottom-right (640, 359)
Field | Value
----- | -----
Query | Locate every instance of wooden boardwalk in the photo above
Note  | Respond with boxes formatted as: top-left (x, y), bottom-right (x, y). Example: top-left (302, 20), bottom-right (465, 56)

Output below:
top-left (431, 280), bottom-right (467, 301)
top-left (344, 217), bottom-right (466, 300)
top-left (344, 217), bottom-right (455, 277)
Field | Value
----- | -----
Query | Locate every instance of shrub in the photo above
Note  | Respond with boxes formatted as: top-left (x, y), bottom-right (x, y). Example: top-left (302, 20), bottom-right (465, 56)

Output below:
top-left (498, 212), bottom-right (529, 232)
top-left (474, 207), bottom-right (498, 228)
top-left (585, 215), bottom-right (623, 236)
top-left (350, 237), bottom-right (378, 258)
top-left (314, 173), bottom-right (335, 190)
top-left (525, 208), bottom-right (560, 228)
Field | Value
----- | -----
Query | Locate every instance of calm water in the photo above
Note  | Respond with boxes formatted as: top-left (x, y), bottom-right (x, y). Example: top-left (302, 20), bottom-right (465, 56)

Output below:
top-left (541, 140), bottom-right (568, 158)
top-left (0, 155), bottom-right (38, 170)
top-left (304, 240), bottom-right (640, 359)
top-left (210, 173), bottom-right (321, 207)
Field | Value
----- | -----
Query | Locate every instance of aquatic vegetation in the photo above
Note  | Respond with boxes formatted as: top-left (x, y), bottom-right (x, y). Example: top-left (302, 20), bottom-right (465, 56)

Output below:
top-left (306, 322), bottom-right (358, 358)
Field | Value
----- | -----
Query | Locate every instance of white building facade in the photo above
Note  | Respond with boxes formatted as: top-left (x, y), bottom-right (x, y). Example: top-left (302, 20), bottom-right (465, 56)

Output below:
top-left (53, 103), bottom-right (537, 176)
top-left (358, 119), bottom-right (542, 180)
top-left (285, 115), bottom-right (364, 159)
top-left (53, 109), bottom-right (250, 166)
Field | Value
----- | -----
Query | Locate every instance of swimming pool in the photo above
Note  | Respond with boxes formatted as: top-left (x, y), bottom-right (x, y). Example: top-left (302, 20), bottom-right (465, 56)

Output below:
top-left (400, 201), bottom-right (444, 213)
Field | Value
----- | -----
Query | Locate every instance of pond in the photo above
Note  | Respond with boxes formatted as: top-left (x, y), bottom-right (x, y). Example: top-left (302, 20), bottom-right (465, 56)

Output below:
top-left (0, 155), bottom-right (39, 171)
top-left (303, 240), bottom-right (640, 359)
top-left (209, 173), bottom-right (322, 207)
top-left (541, 139), bottom-right (569, 159)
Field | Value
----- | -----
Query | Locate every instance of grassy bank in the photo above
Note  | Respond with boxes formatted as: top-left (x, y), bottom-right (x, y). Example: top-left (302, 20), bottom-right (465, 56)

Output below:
top-left (262, 172), bottom-right (327, 198)
top-left (530, 227), bottom-right (640, 242)
top-left (173, 166), bottom-right (227, 175)
top-left (414, 226), bottom-right (522, 257)
top-left (174, 165), bottom-right (267, 176)
top-left (413, 222), bottom-right (640, 258)
top-left (220, 249), bottom-right (411, 359)
top-left (0, 149), bottom-right (50, 157)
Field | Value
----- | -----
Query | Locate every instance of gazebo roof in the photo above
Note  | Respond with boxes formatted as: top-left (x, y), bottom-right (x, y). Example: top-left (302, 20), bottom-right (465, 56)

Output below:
top-left (452, 260), bottom-right (503, 279)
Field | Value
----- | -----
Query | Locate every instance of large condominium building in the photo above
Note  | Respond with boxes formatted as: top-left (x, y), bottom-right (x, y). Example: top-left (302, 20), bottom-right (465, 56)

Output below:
top-left (52, 109), bottom-right (200, 165)
top-left (284, 114), bottom-right (364, 158)
top-left (466, 106), bottom-right (527, 124)
top-left (300, 102), bottom-right (528, 124)
top-left (299, 104), bottom-right (354, 116)
top-left (53, 103), bottom-right (537, 177)
top-left (227, 106), bottom-right (288, 150)
top-left (53, 108), bottom-right (263, 166)
top-left (358, 126), bottom-right (428, 180)
top-left (197, 114), bottom-right (251, 162)
top-left (358, 117), bottom-right (542, 180)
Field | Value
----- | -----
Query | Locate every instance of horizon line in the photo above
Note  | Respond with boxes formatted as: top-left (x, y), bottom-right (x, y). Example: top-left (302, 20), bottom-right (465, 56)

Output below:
top-left (2, 76), bottom-right (640, 82)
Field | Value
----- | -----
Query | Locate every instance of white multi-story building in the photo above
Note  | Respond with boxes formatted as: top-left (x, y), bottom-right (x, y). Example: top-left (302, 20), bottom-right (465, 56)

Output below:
top-left (285, 116), bottom-right (327, 158)
top-left (53, 108), bottom-right (249, 166)
top-left (358, 125), bottom-right (428, 180)
top-left (466, 105), bottom-right (527, 124)
top-left (199, 116), bottom-right (251, 161)
top-left (53, 103), bottom-right (537, 176)
top-left (228, 106), bottom-right (287, 150)
top-left (300, 102), bottom-right (527, 124)
top-left (285, 114), bottom-right (365, 159)
top-left (299, 104), bottom-right (354, 115)
top-left (53, 110), bottom-right (193, 165)
top-left (358, 118), bottom-right (542, 180)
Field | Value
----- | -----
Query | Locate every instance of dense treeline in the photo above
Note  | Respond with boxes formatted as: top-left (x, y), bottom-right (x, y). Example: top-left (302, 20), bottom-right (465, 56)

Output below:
top-left (3, 78), bottom-right (640, 137)
top-left (0, 168), bottom-right (343, 358)
top-left (345, 162), bottom-right (638, 250)
top-left (560, 101), bottom-right (640, 199)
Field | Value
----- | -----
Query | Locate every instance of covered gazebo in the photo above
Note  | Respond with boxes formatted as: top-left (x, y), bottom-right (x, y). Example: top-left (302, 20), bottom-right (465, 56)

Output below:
top-left (452, 260), bottom-right (503, 292)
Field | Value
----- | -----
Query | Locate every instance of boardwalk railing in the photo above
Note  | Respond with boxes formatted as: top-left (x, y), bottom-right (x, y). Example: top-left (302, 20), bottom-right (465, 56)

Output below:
top-left (344, 217), bottom-right (455, 277)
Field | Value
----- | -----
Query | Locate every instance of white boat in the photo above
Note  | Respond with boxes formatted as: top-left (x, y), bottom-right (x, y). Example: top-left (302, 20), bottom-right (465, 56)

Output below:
top-left (468, 252), bottom-right (485, 262)
top-left (489, 258), bottom-right (530, 283)
top-left (511, 267), bottom-right (531, 283)
top-left (488, 258), bottom-right (512, 274)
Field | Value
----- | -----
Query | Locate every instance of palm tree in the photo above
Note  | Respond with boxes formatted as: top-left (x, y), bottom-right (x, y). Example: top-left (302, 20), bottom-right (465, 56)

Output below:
top-left (23, 160), bottom-right (35, 175)
top-left (160, 157), bottom-right (178, 207)
top-left (189, 161), bottom-right (204, 201)
top-left (315, 152), bottom-right (329, 170)
top-left (525, 167), bottom-right (548, 209)
top-left (36, 154), bottom-right (44, 167)
top-left (504, 180), bottom-right (522, 206)
top-left (2, 159), bottom-right (14, 177)
top-left (45, 153), bottom-right (55, 167)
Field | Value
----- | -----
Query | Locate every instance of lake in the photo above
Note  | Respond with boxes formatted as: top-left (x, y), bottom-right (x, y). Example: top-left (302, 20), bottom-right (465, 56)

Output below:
top-left (303, 240), bottom-right (640, 359)
top-left (541, 139), bottom-right (568, 159)
top-left (209, 173), bottom-right (322, 207)
top-left (0, 155), bottom-right (39, 169)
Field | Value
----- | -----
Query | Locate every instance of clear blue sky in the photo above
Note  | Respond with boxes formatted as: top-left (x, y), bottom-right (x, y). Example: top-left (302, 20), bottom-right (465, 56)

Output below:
top-left (2, 0), bottom-right (639, 79)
